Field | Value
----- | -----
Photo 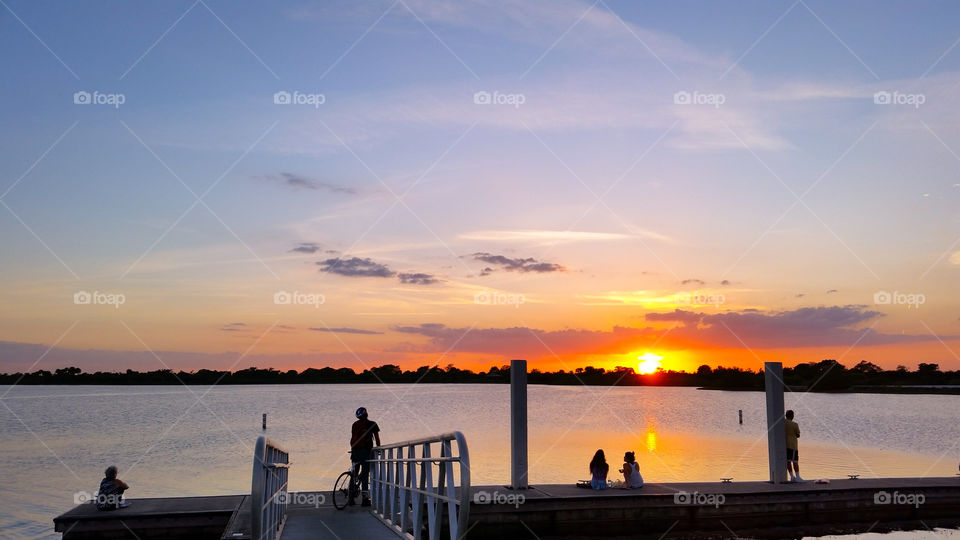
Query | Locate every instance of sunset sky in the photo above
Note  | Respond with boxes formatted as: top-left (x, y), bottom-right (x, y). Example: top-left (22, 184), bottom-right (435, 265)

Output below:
top-left (2, 0), bottom-right (959, 375)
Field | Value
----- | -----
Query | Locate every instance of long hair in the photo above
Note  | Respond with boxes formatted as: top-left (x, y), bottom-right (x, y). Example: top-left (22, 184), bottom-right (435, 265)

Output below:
top-left (589, 449), bottom-right (608, 474)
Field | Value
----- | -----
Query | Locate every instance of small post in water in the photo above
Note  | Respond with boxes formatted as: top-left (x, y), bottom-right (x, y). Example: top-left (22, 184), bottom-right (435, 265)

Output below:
top-left (262, 413), bottom-right (267, 430)
top-left (738, 409), bottom-right (743, 424)
top-left (510, 359), bottom-right (528, 489)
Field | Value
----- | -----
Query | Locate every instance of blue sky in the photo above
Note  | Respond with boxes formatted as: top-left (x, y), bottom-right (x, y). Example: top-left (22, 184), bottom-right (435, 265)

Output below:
top-left (1, 0), bottom-right (959, 372)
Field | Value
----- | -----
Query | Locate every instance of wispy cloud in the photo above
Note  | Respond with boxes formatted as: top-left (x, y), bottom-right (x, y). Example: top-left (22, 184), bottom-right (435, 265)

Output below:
top-left (471, 252), bottom-right (566, 274)
top-left (309, 327), bottom-right (384, 335)
top-left (317, 257), bottom-right (395, 278)
top-left (290, 242), bottom-right (321, 254)
top-left (260, 172), bottom-right (357, 194)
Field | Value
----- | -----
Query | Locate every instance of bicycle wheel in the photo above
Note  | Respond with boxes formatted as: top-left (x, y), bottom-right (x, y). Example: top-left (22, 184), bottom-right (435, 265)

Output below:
top-left (332, 471), bottom-right (353, 510)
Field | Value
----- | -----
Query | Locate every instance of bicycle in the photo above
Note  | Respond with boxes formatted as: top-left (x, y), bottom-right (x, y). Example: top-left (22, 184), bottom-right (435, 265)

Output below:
top-left (332, 452), bottom-right (362, 510)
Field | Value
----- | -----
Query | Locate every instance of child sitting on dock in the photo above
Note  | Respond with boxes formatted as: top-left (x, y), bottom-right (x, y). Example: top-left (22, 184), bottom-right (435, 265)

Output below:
top-left (589, 449), bottom-right (609, 490)
top-left (96, 466), bottom-right (130, 510)
top-left (620, 451), bottom-right (644, 488)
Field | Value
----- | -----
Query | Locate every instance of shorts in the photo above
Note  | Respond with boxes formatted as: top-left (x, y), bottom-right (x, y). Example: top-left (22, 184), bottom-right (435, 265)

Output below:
top-left (786, 448), bottom-right (798, 462)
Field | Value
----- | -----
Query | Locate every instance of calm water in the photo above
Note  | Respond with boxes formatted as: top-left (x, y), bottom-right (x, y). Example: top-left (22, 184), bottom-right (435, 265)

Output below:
top-left (1, 384), bottom-right (958, 539)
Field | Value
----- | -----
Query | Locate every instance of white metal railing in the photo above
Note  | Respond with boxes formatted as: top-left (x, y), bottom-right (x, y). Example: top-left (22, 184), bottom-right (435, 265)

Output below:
top-left (370, 432), bottom-right (470, 540)
top-left (251, 436), bottom-right (290, 540)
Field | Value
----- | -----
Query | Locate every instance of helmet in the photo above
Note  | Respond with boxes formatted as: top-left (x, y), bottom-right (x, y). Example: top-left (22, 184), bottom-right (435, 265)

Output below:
top-left (355, 407), bottom-right (367, 418)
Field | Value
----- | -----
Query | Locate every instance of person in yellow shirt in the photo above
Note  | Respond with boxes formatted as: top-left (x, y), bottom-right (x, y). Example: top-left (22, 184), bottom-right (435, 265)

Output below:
top-left (785, 410), bottom-right (803, 482)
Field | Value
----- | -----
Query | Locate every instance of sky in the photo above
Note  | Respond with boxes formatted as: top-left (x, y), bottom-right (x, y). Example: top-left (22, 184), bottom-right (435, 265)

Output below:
top-left (1, 0), bottom-right (959, 375)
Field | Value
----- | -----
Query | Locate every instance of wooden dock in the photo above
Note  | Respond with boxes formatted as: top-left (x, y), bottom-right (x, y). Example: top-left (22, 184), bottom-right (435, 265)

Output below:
top-left (53, 477), bottom-right (960, 539)
top-left (468, 477), bottom-right (960, 538)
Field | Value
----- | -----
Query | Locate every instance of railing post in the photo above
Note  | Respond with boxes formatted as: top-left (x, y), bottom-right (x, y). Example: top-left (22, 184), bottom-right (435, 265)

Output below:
top-left (765, 362), bottom-right (788, 483)
top-left (511, 359), bottom-right (529, 489)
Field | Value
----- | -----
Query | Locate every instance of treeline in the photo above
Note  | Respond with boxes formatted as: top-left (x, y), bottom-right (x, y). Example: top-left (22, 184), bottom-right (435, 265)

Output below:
top-left (1, 360), bottom-right (958, 391)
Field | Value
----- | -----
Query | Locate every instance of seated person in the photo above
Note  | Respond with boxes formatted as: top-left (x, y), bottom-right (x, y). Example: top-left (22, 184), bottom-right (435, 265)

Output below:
top-left (589, 449), bottom-right (609, 490)
top-left (96, 465), bottom-right (130, 510)
top-left (620, 451), bottom-right (644, 488)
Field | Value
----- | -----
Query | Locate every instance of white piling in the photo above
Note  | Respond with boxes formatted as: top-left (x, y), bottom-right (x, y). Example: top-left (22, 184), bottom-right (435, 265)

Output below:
top-left (510, 359), bottom-right (528, 489)
top-left (764, 362), bottom-right (787, 483)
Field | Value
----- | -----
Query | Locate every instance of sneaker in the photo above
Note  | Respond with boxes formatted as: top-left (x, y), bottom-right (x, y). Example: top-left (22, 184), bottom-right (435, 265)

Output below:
top-left (118, 501), bottom-right (131, 508)
top-left (361, 497), bottom-right (371, 507)
top-left (794, 476), bottom-right (805, 483)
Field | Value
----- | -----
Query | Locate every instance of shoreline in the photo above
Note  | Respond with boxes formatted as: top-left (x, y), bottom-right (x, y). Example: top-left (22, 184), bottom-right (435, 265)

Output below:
top-left (3, 380), bottom-right (960, 395)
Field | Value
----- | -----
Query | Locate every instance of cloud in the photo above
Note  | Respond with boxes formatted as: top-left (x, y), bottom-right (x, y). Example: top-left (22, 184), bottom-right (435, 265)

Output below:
top-left (392, 323), bottom-right (650, 357)
top-left (471, 252), bottom-right (566, 274)
top-left (221, 322), bottom-right (246, 332)
top-left (318, 257), bottom-right (395, 278)
top-left (309, 327), bottom-right (384, 335)
top-left (398, 272), bottom-right (440, 285)
top-left (681, 279), bottom-right (705, 286)
top-left (290, 242), bottom-right (321, 254)
top-left (645, 306), bottom-right (945, 348)
top-left (262, 172), bottom-right (357, 194)
top-left (950, 252), bottom-right (960, 265)
top-left (826, 289), bottom-right (838, 294)
top-left (720, 280), bottom-right (731, 286)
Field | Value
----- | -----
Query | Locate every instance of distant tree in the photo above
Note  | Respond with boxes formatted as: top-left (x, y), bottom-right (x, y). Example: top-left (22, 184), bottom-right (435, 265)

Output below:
top-left (851, 361), bottom-right (882, 374)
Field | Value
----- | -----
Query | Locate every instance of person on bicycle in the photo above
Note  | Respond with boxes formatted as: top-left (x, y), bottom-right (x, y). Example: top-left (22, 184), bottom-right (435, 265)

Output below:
top-left (350, 406), bottom-right (381, 506)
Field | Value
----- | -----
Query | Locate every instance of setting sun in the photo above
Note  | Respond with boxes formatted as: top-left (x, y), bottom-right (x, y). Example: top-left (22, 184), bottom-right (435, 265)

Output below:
top-left (637, 352), bottom-right (664, 374)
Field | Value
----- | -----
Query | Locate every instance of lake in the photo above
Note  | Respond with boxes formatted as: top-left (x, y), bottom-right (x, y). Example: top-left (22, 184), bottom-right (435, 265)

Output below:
top-left (2, 384), bottom-right (958, 539)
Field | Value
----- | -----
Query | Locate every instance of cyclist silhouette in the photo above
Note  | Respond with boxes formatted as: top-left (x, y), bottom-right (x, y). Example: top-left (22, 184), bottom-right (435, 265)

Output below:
top-left (350, 407), bottom-right (381, 506)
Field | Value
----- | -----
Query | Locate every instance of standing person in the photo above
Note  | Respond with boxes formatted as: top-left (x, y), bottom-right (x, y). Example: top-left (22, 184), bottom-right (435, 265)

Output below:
top-left (620, 451), bottom-right (644, 489)
top-left (785, 410), bottom-right (803, 482)
top-left (589, 449), bottom-right (609, 490)
top-left (96, 466), bottom-right (130, 510)
top-left (350, 407), bottom-right (381, 507)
